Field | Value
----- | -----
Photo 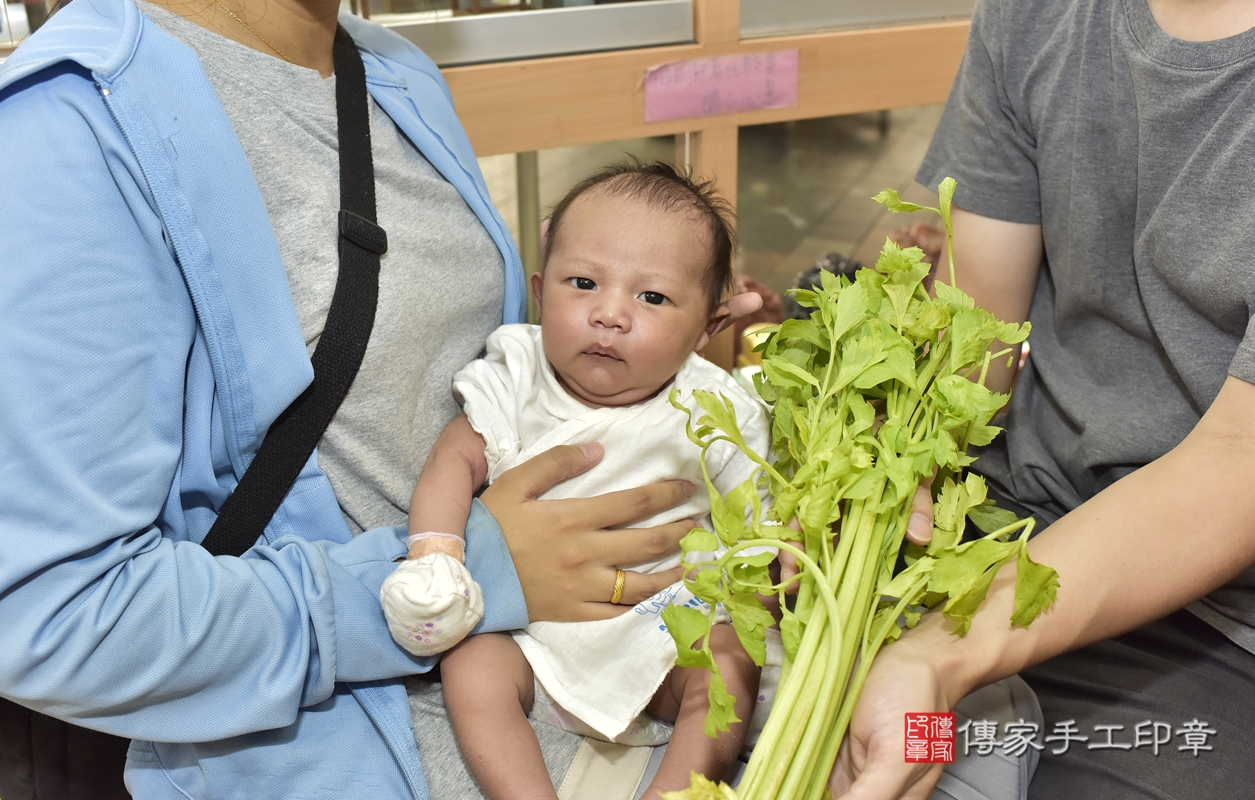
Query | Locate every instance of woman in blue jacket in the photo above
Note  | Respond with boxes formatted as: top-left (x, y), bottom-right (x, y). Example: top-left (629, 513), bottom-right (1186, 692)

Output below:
top-left (0, 0), bottom-right (748, 795)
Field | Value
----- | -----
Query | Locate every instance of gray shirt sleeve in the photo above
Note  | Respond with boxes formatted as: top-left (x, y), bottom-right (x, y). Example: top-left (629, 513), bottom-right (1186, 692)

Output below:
top-left (1231, 307), bottom-right (1255, 384)
top-left (916, 0), bottom-right (1041, 224)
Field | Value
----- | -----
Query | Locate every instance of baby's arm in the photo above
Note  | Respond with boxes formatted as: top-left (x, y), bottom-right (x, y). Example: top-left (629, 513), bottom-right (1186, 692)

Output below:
top-left (381, 414), bottom-right (489, 657)
top-left (408, 413), bottom-right (490, 559)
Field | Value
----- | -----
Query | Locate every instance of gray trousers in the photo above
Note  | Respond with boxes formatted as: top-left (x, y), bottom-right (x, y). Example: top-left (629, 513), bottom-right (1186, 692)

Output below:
top-left (1022, 609), bottom-right (1255, 800)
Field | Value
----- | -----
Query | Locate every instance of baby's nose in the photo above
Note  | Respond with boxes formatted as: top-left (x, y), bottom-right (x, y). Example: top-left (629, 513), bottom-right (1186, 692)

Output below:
top-left (591, 295), bottom-right (632, 330)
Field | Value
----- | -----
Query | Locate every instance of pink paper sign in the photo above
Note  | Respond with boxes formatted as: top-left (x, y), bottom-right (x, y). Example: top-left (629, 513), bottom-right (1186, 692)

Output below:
top-left (644, 50), bottom-right (799, 123)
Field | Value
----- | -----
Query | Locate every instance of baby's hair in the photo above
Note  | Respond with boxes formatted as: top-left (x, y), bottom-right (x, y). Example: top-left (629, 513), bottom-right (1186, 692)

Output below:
top-left (543, 160), bottom-right (736, 313)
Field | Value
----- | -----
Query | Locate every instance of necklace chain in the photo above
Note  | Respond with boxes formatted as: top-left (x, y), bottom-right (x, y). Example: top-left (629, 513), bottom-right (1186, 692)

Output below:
top-left (210, 0), bottom-right (294, 64)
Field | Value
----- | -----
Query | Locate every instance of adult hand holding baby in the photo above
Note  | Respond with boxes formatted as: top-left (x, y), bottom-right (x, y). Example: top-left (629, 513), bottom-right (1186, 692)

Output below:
top-left (481, 440), bottom-right (699, 622)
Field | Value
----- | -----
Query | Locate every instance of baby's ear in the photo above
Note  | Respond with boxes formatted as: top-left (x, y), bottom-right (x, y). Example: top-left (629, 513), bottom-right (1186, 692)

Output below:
top-left (530, 271), bottom-right (544, 317)
top-left (694, 305), bottom-right (732, 353)
top-left (698, 290), bottom-right (763, 352)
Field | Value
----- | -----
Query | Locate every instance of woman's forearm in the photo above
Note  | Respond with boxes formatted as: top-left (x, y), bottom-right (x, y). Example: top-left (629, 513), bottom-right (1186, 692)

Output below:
top-left (910, 375), bottom-right (1255, 705)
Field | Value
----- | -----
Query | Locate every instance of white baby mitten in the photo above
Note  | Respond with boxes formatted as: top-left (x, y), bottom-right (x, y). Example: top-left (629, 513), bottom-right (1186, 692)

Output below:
top-left (381, 553), bottom-right (484, 657)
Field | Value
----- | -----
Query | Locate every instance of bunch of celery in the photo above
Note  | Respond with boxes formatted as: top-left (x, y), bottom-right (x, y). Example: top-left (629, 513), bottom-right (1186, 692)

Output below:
top-left (661, 179), bottom-right (1059, 800)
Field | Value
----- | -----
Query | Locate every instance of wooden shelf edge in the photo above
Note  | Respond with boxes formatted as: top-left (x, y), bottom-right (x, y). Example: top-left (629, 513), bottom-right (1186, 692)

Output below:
top-left (443, 20), bottom-right (970, 156)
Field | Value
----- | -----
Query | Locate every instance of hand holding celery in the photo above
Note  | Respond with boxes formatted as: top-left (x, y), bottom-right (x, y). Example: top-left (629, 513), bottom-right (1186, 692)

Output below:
top-left (661, 179), bottom-right (1059, 800)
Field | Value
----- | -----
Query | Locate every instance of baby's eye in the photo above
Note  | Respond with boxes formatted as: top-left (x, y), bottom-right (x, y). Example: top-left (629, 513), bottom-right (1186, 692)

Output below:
top-left (639, 291), bottom-right (667, 306)
top-left (570, 277), bottom-right (596, 291)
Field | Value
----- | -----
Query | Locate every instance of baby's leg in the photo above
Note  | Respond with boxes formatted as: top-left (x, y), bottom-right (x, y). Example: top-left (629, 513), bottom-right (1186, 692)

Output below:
top-left (441, 633), bottom-right (556, 800)
top-left (641, 623), bottom-right (760, 799)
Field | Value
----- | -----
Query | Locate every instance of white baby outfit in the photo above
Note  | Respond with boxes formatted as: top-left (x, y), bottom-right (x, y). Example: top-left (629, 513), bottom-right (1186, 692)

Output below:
top-left (459, 324), bottom-right (769, 744)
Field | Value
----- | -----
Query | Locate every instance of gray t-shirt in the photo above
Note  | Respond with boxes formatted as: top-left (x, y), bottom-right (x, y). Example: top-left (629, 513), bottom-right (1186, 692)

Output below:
top-left (918, 0), bottom-right (1255, 651)
top-left (142, 3), bottom-right (504, 534)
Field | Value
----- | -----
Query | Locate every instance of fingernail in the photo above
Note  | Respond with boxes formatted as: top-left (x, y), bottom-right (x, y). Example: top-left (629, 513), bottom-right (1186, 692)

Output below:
top-left (579, 442), bottom-right (602, 459)
top-left (681, 481), bottom-right (695, 497)
top-left (908, 512), bottom-right (931, 541)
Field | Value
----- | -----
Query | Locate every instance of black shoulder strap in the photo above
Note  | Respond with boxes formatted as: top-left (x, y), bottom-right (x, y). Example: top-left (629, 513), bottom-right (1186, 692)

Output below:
top-left (201, 27), bottom-right (386, 557)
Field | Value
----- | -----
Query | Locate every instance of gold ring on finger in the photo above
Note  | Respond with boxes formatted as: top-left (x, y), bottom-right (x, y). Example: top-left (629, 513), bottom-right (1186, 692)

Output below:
top-left (610, 568), bottom-right (626, 604)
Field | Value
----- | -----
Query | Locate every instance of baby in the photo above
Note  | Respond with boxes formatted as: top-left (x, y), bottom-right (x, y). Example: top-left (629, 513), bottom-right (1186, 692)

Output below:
top-left (380, 162), bottom-right (770, 799)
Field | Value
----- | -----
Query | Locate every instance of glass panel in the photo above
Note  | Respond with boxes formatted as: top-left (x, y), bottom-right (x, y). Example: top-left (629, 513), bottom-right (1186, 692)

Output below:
top-left (2, 0), bottom-right (34, 53)
top-left (379, 0), bottom-right (692, 66)
top-left (737, 105), bottom-right (944, 298)
top-left (741, 0), bottom-right (973, 38)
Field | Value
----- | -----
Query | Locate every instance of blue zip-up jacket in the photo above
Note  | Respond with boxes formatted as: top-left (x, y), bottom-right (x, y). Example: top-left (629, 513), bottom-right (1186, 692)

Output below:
top-left (0, 0), bottom-right (529, 795)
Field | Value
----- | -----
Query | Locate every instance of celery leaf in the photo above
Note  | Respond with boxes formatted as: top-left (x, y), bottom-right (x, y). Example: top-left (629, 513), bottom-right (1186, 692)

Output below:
top-left (705, 672), bottom-right (741, 736)
top-left (725, 593), bottom-right (774, 666)
top-left (663, 604), bottom-right (710, 651)
top-left (872, 188), bottom-right (939, 216)
top-left (966, 503), bottom-right (1020, 535)
top-left (1010, 539), bottom-right (1060, 628)
top-left (660, 773), bottom-right (739, 800)
top-left (780, 605), bottom-right (803, 661)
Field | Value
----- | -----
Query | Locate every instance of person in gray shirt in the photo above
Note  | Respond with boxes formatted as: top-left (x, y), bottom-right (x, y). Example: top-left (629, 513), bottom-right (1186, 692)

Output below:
top-left (833, 0), bottom-right (1255, 798)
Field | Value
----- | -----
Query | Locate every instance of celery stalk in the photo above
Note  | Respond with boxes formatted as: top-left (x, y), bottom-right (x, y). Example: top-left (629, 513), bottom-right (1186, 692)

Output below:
top-left (661, 179), bottom-right (1059, 800)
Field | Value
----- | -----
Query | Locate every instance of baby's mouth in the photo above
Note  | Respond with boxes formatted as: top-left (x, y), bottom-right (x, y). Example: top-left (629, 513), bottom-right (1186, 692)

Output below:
top-left (583, 344), bottom-right (623, 362)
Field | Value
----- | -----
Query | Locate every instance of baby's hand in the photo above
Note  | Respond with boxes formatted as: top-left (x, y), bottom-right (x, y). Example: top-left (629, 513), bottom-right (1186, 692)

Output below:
top-left (407, 531), bottom-right (466, 562)
top-left (383, 539), bottom-right (483, 657)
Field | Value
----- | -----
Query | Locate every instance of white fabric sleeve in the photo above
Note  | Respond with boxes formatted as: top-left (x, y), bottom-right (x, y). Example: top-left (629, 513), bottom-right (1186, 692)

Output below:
top-left (452, 325), bottom-right (536, 482)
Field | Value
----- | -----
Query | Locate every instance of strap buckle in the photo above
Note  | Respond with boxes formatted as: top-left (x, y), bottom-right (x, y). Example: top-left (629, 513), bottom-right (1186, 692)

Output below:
top-left (339, 209), bottom-right (388, 255)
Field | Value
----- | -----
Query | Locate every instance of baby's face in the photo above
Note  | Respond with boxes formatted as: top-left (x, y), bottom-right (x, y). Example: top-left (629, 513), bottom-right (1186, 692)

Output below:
top-left (532, 191), bottom-right (715, 408)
